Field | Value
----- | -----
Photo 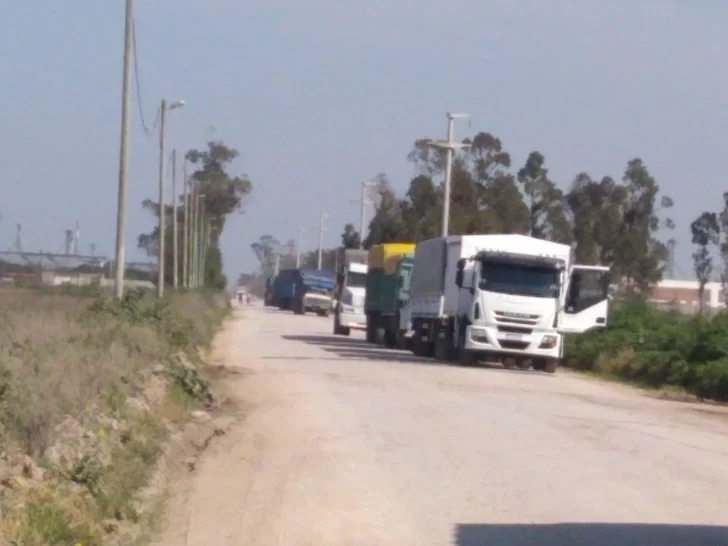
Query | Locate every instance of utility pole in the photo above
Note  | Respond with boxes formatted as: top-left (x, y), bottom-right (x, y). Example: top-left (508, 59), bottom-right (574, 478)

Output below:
top-left (201, 220), bottom-right (210, 285)
top-left (196, 197), bottom-right (206, 288)
top-left (182, 159), bottom-right (189, 288)
top-left (357, 180), bottom-right (378, 249)
top-left (317, 212), bottom-right (328, 269)
top-left (274, 253), bottom-right (281, 275)
top-left (156, 99), bottom-right (185, 298)
top-left (113, 0), bottom-right (134, 299)
top-left (172, 149), bottom-right (179, 289)
top-left (157, 100), bottom-right (168, 298)
top-left (427, 113), bottom-right (471, 237)
top-left (295, 228), bottom-right (306, 268)
top-left (189, 181), bottom-right (197, 287)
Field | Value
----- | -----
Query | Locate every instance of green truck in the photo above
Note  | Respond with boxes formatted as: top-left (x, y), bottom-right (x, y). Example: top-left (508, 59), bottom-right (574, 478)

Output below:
top-left (364, 243), bottom-right (416, 348)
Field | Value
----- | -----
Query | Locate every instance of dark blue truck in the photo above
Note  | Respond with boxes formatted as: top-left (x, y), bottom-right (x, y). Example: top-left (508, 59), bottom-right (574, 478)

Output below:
top-left (273, 268), bottom-right (336, 316)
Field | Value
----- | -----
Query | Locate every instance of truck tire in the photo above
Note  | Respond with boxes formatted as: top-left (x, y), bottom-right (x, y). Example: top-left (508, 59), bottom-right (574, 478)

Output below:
top-left (365, 314), bottom-right (377, 343)
top-left (457, 330), bottom-right (476, 367)
top-left (293, 301), bottom-right (304, 315)
top-left (334, 318), bottom-right (351, 336)
top-left (433, 327), bottom-right (449, 362)
top-left (383, 329), bottom-right (397, 349)
top-left (543, 358), bottom-right (558, 374)
top-left (516, 358), bottom-right (532, 370)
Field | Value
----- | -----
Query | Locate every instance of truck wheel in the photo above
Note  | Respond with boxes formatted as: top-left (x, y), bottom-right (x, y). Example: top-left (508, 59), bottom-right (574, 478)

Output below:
top-left (383, 330), bottom-right (397, 349)
top-left (366, 314), bottom-right (378, 344)
top-left (458, 330), bottom-right (475, 367)
top-left (433, 330), bottom-right (449, 361)
top-left (543, 358), bottom-right (558, 374)
top-left (516, 358), bottom-right (532, 371)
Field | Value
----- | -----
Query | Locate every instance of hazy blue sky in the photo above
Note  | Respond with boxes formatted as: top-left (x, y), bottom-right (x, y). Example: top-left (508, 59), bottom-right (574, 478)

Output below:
top-left (1, 0), bottom-right (726, 282)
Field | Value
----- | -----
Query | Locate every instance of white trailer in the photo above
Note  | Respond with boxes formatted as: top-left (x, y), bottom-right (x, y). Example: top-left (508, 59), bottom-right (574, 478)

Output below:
top-left (408, 234), bottom-right (610, 372)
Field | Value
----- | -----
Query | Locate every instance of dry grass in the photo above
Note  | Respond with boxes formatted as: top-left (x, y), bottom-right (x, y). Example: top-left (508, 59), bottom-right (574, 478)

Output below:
top-left (0, 287), bottom-right (229, 545)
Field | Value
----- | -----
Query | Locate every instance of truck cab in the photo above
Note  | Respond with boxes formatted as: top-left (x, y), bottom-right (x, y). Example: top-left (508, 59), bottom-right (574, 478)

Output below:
top-left (333, 250), bottom-right (368, 336)
top-left (454, 249), bottom-right (610, 372)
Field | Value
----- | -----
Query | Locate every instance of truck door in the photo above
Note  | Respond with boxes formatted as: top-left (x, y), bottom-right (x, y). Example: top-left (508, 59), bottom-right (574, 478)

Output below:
top-left (557, 265), bottom-right (611, 334)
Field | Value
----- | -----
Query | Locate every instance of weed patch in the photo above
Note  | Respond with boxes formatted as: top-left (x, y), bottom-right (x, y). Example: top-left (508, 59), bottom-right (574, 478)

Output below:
top-left (564, 300), bottom-right (728, 401)
top-left (0, 287), bottom-right (230, 544)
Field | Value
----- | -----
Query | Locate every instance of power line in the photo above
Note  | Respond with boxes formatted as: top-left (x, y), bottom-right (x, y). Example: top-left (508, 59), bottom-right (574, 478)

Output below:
top-left (131, 17), bottom-right (159, 137)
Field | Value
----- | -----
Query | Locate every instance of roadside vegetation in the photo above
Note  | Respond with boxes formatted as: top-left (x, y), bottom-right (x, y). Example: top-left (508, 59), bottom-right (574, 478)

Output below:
top-left (0, 287), bottom-right (229, 545)
top-left (564, 301), bottom-right (728, 402)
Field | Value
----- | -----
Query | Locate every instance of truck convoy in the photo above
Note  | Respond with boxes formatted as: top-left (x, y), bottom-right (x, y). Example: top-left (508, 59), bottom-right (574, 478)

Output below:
top-left (364, 243), bottom-right (416, 347)
top-left (406, 234), bottom-right (610, 373)
top-left (271, 268), bottom-right (336, 315)
top-left (333, 249), bottom-right (368, 336)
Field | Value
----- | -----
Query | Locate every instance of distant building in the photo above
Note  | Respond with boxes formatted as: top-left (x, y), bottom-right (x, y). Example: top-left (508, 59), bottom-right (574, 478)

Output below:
top-left (0, 251), bottom-right (156, 288)
top-left (647, 279), bottom-right (724, 313)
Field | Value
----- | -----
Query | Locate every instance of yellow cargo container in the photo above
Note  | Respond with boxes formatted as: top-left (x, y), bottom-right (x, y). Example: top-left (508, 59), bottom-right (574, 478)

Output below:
top-left (368, 243), bottom-right (416, 275)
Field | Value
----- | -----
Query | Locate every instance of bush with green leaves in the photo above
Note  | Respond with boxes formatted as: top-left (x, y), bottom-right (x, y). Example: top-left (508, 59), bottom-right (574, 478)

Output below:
top-left (564, 301), bottom-right (728, 401)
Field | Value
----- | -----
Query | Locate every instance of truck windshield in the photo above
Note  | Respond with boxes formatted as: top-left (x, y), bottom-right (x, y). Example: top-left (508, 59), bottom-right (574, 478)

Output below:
top-left (346, 272), bottom-right (367, 288)
top-left (479, 261), bottom-right (560, 298)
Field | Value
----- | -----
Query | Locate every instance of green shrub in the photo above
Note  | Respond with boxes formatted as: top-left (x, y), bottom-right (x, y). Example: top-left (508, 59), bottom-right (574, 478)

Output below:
top-left (564, 301), bottom-right (728, 401)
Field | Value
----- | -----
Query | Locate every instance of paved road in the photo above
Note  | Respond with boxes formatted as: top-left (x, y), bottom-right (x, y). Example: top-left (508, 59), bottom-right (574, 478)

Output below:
top-left (157, 305), bottom-right (728, 546)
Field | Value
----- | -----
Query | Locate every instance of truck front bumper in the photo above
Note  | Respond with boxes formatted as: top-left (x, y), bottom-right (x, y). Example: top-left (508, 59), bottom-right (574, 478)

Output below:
top-left (303, 297), bottom-right (332, 312)
top-left (464, 325), bottom-right (560, 360)
top-left (339, 311), bottom-right (367, 330)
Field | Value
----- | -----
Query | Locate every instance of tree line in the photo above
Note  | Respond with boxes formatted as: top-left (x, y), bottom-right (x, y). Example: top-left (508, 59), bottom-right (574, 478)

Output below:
top-left (139, 140), bottom-right (253, 290)
top-left (250, 126), bottom-right (680, 297)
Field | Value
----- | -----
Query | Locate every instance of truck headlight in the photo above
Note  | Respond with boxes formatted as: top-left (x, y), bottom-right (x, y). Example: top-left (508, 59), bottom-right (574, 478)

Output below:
top-left (470, 327), bottom-right (489, 343)
top-left (539, 335), bottom-right (558, 349)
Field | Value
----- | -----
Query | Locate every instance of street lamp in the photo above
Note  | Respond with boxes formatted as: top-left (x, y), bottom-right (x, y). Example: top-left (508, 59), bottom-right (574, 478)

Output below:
top-left (157, 98), bottom-right (185, 298)
top-left (350, 180), bottom-right (379, 249)
top-left (295, 228), bottom-right (306, 268)
top-left (317, 212), bottom-right (329, 269)
top-left (426, 112), bottom-right (471, 237)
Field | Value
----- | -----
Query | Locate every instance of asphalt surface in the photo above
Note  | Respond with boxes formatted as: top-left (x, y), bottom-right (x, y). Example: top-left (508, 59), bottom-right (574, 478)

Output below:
top-left (156, 304), bottom-right (728, 546)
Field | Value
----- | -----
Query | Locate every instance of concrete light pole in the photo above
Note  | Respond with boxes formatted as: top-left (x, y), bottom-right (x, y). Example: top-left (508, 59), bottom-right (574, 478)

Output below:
top-left (357, 181), bottom-right (378, 249)
top-left (427, 112), bottom-right (471, 237)
top-left (113, 0), bottom-right (134, 299)
top-left (295, 228), bottom-right (306, 268)
top-left (317, 212), bottom-right (329, 270)
top-left (157, 98), bottom-right (185, 298)
top-left (171, 149), bottom-right (179, 290)
top-left (182, 159), bottom-right (189, 288)
top-left (194, 195), bottom-right (206, 287)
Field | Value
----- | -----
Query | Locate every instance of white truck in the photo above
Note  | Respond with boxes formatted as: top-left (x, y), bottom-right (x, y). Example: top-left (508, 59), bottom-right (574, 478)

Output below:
top-left (333, 249), bottom-right (369, 336)
top-left (408, 234), bottom-right (610, 372)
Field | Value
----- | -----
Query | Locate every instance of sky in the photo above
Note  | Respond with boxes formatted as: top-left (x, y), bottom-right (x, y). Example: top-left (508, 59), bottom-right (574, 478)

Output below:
top-left (1, 0), bottom-right (727, 283)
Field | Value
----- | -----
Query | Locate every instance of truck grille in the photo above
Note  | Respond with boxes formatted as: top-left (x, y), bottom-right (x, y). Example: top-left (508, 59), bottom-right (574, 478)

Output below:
top-left (497, 325), bottom-right (533, 334)
top-left (494, 310), bottom-right (539, 327)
